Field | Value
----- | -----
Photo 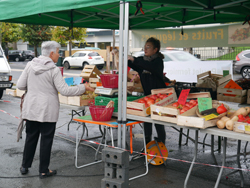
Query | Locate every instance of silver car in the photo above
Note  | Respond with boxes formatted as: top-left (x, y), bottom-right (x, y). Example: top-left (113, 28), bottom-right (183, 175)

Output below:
top-left (234, 50), bottom-right (250, 78)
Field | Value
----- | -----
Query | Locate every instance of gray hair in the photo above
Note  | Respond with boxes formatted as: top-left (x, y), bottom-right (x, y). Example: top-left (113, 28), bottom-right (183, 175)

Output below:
top-left (41, 41), bottom-right (61, 57)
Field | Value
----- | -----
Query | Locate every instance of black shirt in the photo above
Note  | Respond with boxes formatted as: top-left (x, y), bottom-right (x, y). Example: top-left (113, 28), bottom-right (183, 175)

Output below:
top-left (128, 56), bottom-right (166, 95)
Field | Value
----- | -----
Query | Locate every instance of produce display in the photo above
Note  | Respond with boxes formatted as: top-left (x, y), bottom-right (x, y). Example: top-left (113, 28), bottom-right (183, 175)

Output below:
top-left (81, 91), bottom-right (98, 106)
top-left (137, 93), bottom-right (173, 108)
top-left (172, 100), bottom-right (198, 114)
top-left (235, 78), bottom-right (250, 90)
top-left (217, 107), bottom-right (250, 131)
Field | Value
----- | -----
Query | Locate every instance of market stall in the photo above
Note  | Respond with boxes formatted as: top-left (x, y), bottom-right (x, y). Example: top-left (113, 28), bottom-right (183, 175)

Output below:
top-left (1, 0), bottom-right (250, 187)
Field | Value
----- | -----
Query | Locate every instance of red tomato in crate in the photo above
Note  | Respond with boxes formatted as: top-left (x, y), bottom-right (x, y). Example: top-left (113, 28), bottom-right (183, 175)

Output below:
top-left (145, 103), bottom-right (149, 108)
top-left (180, 109), bottom-right (187, 114)
top-left (147, 98), bottom-right (155, 104)
top-left (155, 98), bottom-right (161, 103)
top-left (144, 96), bottom-right (150, 101)
top-left (147, 101), bottom-right (155, 106)
top-left (138, 99), bottom-right (146, 104)
top-left (157, 93), bottom-right (162, 97)
top-left (185, 103), bottom-right (193, 108)
top-left (189, 100), bottom-right (196, 104)
top-left (172, 102), bottom-right (179, 107)
top-left (150, 95), bottom-right (157, 100)
top-left (159, 95), bottom-right (165, 99)
top-left (182, 106), bottom-right (190, 111)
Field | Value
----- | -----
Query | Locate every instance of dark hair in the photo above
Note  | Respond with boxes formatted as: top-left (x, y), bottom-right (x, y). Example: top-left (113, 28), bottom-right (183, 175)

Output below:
top-left (146, 37), bottom-right (164, 59)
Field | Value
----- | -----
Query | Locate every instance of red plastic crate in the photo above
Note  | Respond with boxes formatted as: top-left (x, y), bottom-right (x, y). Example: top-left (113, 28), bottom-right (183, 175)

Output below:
top-left (89, 105), bottom-right (114, 121)
top-left (100, 74), bottom-right (118, 88)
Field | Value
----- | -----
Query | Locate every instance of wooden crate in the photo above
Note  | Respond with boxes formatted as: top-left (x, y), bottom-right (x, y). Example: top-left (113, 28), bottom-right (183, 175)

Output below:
top-left (80, 65), bottom-right (102, 80)
top-left (5, 89), bottom-right (17, 97)
top-left (68, 96), bottom-right (93, 106)
top-left (247, 90), bottom-right (250, 104)
top-left (151, 92), bottom-right (211, 124)
top-left (127, 88), bottom-right (176, 117)
top-left (217, 75), bottom-right (247, 104)
top-left (16, 88), bottom-right (26, 97)
top-left (89, 78), bottom-right (102, 88)
top-left (177, 116), bottom-right (218, 129)
top-left (234, 122), bottom-right (250, 135)
top-left (58, 94), bottom-right (68, 104)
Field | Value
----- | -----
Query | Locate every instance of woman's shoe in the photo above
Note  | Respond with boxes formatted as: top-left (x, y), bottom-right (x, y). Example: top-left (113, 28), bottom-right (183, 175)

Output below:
top-left (20, 167), bottom-right (29, 175)
top-left (39, 170), bottom-right (57, 179)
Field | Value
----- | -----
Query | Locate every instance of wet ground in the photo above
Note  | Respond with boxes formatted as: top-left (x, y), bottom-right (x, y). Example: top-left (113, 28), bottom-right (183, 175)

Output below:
top-left (0, 93), bottom-right (250, 188)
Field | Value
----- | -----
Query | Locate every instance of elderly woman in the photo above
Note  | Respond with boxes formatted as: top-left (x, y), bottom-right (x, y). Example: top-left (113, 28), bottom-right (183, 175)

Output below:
top-left (17, 41), bottom-right (94, 179)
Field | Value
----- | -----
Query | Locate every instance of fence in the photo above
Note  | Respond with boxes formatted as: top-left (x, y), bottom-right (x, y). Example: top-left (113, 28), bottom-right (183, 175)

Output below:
top-left (192, 47), bottom-right (250, 60)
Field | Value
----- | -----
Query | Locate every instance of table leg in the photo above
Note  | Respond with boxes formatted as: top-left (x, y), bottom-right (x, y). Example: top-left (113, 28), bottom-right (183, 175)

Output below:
top-left (237, 140), bottom-right (244, 188)
top-left (215, 137), bottom-right (227, 188)
top-left (211, 135), bottom-right (218, 168)
top-left (129, 123), bottom-right (148, 181)
top-left (184, 130), bottom-right (198, 188)
top-left (179, 128), bottom-right (183, 146)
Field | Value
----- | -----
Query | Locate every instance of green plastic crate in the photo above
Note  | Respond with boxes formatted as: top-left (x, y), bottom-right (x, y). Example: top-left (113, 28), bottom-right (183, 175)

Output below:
top-left (95, 96), bottom-right (143, 112)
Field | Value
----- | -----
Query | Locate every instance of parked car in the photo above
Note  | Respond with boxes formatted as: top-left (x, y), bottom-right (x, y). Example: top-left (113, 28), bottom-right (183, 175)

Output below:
top-left (63, 51), bottom-right (105, 70)
top-left (8, 50), bottom-right (26, 62)
top-left (234, 50), bottom-right (250, 78)
top-left (0, 45), bottom-right (13, 99)
top-left (24, 50), bottom-right (35, 61)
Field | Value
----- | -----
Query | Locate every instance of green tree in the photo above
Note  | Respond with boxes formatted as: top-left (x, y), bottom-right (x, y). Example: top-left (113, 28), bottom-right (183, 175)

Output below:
top-left (51, 26), bottom-right (87, 55)
top-left (0, 22), bottom-right (21, 49)
top-left (20, 25), bottom-right (52, 57)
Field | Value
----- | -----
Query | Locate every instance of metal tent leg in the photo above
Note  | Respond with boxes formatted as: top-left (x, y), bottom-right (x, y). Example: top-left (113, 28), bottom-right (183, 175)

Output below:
top-left (184, 130), bottom-right (198, 188)
top-left (215, 137), bottom-right (227, 188)
top-left (237, 140), bottom-right (244, 187)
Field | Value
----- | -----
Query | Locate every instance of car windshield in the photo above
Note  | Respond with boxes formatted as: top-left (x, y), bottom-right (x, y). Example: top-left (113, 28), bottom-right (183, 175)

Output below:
top-left (169, 52), bottom-right (199, 61)
top-left (88, 52), bottom-right (100, 57)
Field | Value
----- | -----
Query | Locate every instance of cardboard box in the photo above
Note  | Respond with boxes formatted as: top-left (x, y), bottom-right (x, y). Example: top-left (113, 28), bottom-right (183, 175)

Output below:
top-left (58, 94), bottom-right (68, 104)
top-left (151, 92), bottom-right (211, 124)
top-left (5, 89), bottom-right (17, 97)
top-left (68, 96), bottom-right (93, 106)
top-left (16, 88), bottom-right (26, 97)
top-left (127, 88), bottom-right (176, 117)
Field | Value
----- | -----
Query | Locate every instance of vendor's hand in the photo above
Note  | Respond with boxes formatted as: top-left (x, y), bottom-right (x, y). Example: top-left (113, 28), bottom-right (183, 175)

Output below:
top-left (84, 83), bottom-right (95, 92)
top-left (128, 55), bottom-right (134, 62)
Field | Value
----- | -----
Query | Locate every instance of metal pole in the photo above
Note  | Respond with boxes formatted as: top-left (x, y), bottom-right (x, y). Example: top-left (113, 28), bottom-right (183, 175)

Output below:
top-left (121, 1), bottom-right (129, 149)
top-left (117, 1), bottom-right (124, 148)
top-left (112, 30), bottom-right (115, 71)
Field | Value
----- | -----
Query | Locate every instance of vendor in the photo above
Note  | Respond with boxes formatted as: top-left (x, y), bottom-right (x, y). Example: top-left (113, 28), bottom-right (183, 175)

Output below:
top-left (128, 37), bottom-right (166, 144)
top-left (17, 41), bottom-right (95, 179)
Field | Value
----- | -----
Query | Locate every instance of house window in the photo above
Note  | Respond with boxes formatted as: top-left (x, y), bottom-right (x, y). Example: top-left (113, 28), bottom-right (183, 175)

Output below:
top-left (98, 42), bottom-right (111, 49)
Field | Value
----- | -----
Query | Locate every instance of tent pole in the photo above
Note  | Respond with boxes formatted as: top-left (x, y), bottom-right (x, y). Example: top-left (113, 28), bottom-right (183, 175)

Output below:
top-left (117, 0), bottom-right (124, 148)
top-left (122, 1), bottom-right (129, 149)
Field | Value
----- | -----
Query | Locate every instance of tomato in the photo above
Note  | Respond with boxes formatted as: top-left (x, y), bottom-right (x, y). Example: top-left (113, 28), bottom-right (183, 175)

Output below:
top-left (189, 100), bottom-right (196, 104)
top-left (144, 96), bottom-right (150, 101)
top-left (147, 98), bottom-right (155, 103)
top-left (147, 101), bottom-right (155, 106)
top-left (180, 109), bottom-right (187, 114)
top-left (157, 93), bottom-right (162, 97)
top-left (169, 92), bottom-right (173, 95)
top-left (247, 119), bottom-right (250, 124)
top-left (150, 95), bottom-right (157, 100)
top-left (145, 103), bottom-right (149, 108)
top-left (138, 99), bottom-right (146, 103)
top-left (162, 95), bottom-right (168, 99)
top-left (182, 106), bottom-right (190, 111)
top-left (172, 102), bottom-right (179, 107)
top-left (159, 95), bottom-right (165, 99)
top-left (185, 103), bottom-right (192, 108)
top-left (155, 98), bottom-right (161, 103)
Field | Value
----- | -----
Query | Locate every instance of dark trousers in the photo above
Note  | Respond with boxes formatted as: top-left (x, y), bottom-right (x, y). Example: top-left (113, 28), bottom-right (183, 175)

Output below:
top-left (22, 120), bottom-right (56, 173)
top-left (144, 122), bottom-right (166, 144)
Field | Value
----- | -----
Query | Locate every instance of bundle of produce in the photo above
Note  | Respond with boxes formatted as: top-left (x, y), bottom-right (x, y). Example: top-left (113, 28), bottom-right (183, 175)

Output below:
top-left (217, 106), bottom-right (250, 130)
top-left (81, 91), bottom-right (98, 100)
top-left (137, 93), bottom-right (173, 108)
top-left (196, 101), bottom-right (229, 118)
top-left (172, 99), bottom-right (198, 114)
top-left (235, 78), bottom-right (250, 90)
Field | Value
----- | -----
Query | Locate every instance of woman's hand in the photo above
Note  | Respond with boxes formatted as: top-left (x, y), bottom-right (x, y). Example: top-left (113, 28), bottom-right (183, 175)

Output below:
top-left (84, 83), bottom-right (95, 92)
top-left (128, 55), bottom-right (134, 62)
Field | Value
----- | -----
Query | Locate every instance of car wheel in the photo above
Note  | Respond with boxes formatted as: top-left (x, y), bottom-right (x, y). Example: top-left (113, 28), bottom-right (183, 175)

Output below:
top-left (82, 62), bottom-right (89, 69)
top-left (241, 66), bottom-right (250, 78)
top-left (0, 90), bottom-right (3, 99)
top-left (64, 61), bottom-right (70, 70)
top-left (15, 57), bottom-right (20, 62)
top-left (28, 56), bottom-right (33, 61)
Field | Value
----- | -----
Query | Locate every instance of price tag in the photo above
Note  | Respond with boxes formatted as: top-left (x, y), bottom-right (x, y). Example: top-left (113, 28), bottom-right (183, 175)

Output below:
top-left (245, 125), bottom-right (250, 132)
top-left (178, 89), bottom-right (190, 105)
top-left (237, 124), bottom-right (245, 131)
top-left (156, 108), bottom-right (161, 116)
top-left (203, 114), bottom-right (218, 121)
top-left (198, 98), bottom-right (212, 113)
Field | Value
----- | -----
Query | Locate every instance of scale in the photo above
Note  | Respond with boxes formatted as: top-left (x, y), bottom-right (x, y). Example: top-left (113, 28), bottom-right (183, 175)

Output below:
top-left (95, 86), bottom-right (119, 97)
top-left (95, 86), bottom-right (137, 97)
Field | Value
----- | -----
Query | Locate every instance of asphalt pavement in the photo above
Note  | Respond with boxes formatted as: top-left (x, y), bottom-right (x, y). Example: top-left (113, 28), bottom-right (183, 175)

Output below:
top-left (0, 60), bottom-right (249, 188)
